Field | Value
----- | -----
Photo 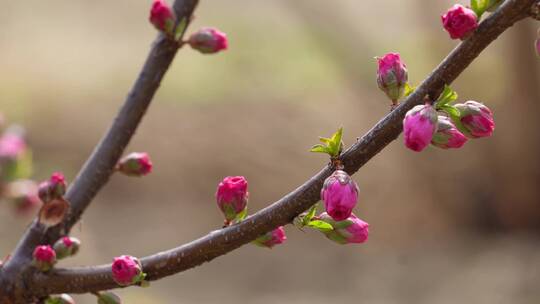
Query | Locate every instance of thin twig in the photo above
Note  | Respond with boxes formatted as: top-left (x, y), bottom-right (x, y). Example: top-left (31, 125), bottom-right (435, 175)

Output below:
top-left (27, 0), bottom-right (538, 296)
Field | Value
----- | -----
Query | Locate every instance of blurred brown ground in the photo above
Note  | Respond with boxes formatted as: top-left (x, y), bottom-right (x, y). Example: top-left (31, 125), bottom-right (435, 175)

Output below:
top-left (1, 0), bottom-right (540, 303)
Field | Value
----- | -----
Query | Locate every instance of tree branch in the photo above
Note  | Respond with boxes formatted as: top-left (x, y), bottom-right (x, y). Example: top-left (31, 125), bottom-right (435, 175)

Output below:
top-left (28, 0), bottom-right (538, 296)
top-left (0, 1), bottom-right (199, 302)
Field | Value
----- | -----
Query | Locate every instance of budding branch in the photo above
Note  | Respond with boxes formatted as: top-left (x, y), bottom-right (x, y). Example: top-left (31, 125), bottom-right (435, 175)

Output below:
top-left (0, 0), bottom-right (538, 301)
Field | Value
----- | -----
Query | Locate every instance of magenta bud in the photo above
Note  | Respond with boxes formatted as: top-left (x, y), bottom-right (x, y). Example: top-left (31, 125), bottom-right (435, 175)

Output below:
top-left (376, 52), bottom-right (408, 102)
top-left (321, 170), bottom-right (359, 221)
top-left (112, 255), bottom-right (145, 286)
top-left (53, 236), bottom-right (81, 260)
top-left (319, 212), bottom-right (369, 244)
top-left (431, 116), bottom-right (468, 149)
top-left (403, 104), bottom-right (438, 152)
top-left (441, 4), bottom-right (479, 40)
top-left (38, 172), bottom-right (67, 203)
top-left (45, 294), bottom-right (75, 304)
top-left (149, 0), bottom-right (176, 35)
top-left (254, 226), bottom-right (287, 248)
top-left (216, 176), bottom-right (248, 222)
top-left (97, 291), bottom-right (122, 304)
top-left (32, 245), bottom-right (56, 272)
top-left (5, 179), bottom-right (41, 215)
top-left (454, 101), bottom-right (495, 138)
top-left (188, 27), bottom-right (228, 54)
top-left (117, 152), bottom-right (153, 177)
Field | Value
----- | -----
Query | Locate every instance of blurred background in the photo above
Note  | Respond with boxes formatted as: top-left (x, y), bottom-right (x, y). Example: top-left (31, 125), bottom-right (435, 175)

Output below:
top-left (1, 0), bottom-right (540, 303)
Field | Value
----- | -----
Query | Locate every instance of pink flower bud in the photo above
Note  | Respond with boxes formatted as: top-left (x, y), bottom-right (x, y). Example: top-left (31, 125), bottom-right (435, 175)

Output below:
top-left (319, 212), bottom-right (369, 244)
top-left (431, 116), bottom-right (468, 149)
top-left (376, 52), bottom-right (408, 102)
top-left (188, 27), bottom-right (228, 54)
top-left (112, 255), bottom-right (145, 286)
top-left (441, 4), bottom-right (479, 40)
top-left (117, 152), bottom-right (153, 177)
top-left (149, 0), bottom-right (176, 35)
top-left (403, 104), bottom-right (438, 152)
top-left (46, 294), bottom-right (75, 304)
top-left (216, 176), bottom-right (248, 222)
top-left (454, 101), bottom-right (495, 138)
top-left (254, 226), bottom-right (287, 248)
top-left (53, 236), bottom-right (81, 259)
top-left (97, 291), bottom-right (122, 304)
top-left (32, 245), bottom-right (56, 272)
top-left (0, 133), bottom-right (26, 161)
top-left (321, 170), bottom-right (359, 221)
top-left (38, 172), bottom-right (67, 203)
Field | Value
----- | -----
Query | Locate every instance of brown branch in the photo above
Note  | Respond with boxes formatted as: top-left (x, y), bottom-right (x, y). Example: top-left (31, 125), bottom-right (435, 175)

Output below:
top-left (27, 0), bottom-right (538, 296)
top-left (0, 1), bottom-right (199, 302)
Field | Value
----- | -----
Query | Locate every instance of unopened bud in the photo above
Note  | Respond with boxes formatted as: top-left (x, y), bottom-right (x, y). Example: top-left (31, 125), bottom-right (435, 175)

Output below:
top-left (431, 116), bottom-right (468, 149)
top-left (112, 255), bottom-right (146, 286)
top-left (454, 101), bottom-right (495, 138)
top-left (188, 27), bottom-right (228, 54)
top-left (97, 291), bottom-right (122, 304)
top-left (253, 226), bottom-right (287, 248)
top-left (403, 104), bottom-right (438, 152)
top-left (216, 176), bottom-right (248, 222)
top-left (149, 0), bottom-right (176, 35)
top-left (441, 4), bottom-right (478, 40)
top-left (32, 245), bottom-right (56, 272)
top-left (376, 52), bottom-right (408, 103)
top-left (318, 212), bottom-right (369, 244)
top-left (45, 294), bottom-right (75, 304)
top-left (117, 152), bottom-right (153, 177)
top-left (321, 170), bottom-right (359, 221)
top-left (38, 172), bottom-right (67, 203)
top-left (53, 236), bottom-right (81, 259)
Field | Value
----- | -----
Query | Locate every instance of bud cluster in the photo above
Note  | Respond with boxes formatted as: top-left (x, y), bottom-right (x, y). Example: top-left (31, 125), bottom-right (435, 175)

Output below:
top-left (37, 172), bottom-right (70, 227)
top-left (306, 128), bottom-right (370, 245)
top-left (148, 0), bottom-right (228, 55)
top-left (402, 86), bottom-right (494, 152)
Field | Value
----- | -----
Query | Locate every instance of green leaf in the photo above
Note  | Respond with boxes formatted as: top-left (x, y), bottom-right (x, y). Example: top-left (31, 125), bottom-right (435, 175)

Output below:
top-left (307, 220), bottom-right (334, 232)
top-left (310, 144), bottom-right (329, 154)
top-left (235, 208), bottom-right (248, 222)
top-left (404, 83), bottom-right (416, 97)
top-left (436, 85), bottom-right (458, 108)
top-left (310, 127), bottom-right (344, 158)
top-left (440, 105), bottom-right (461, 118)
top-left (174, 17), bottom-right (188, 41)
top-left (302, 204), bottom-right (318, 226)
top-left (471, 0), bottom-right (488, 18)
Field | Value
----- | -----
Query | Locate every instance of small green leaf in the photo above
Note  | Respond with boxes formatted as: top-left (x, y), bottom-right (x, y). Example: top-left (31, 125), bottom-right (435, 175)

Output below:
top-left (235, 208), bottom-right (248, 222)
top-left (440, 105), bottom-right (461, 118)
top-left (307, 220), bottom-right (334, 232)
top-left (318, 137), bottom-right (331, 144)
top-left (470, 0), bottom-right (488, 18)
top-left (404, 83), bottom-right (416, 97)
top-left (310, 127), bottom-right (344, 158)
top-left (302, 204), bottom-right (318, 226)
top-left (174, 17), bottom-right (188, 41)
top-left (436, 85), bottom-right (458, 108)
top-left (310, 144), bottom-right (329, 154)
